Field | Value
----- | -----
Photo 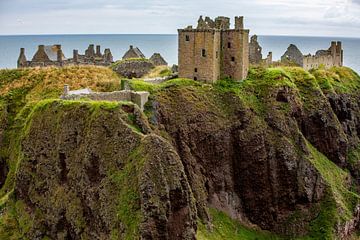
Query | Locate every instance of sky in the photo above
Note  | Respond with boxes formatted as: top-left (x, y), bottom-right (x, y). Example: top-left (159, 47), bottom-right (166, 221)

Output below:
top-left (0, 0), bottom-right (359, 37)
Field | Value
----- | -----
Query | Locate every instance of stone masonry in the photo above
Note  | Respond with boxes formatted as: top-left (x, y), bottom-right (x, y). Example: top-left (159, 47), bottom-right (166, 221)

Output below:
top-left (178, 16), bottom-right (249, 83)
top-left (61, 85), bottom-right (150, 111)
top-left (303, 41), bottom-right (343, 70)
top-left (249, 35), bottom-right (262, 64)
top-left (281, 44), bottom-right (304, 66)
top-left (17, 44), bottom-right (114, 68)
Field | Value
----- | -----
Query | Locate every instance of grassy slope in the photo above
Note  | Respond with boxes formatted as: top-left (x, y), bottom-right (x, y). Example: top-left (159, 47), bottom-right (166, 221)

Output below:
top-left (131, 66), bottom-right (360, 239)
top-left (1, 66), bottom-right (360, 239)
top-left (0, 100), bottom-right (146, 239)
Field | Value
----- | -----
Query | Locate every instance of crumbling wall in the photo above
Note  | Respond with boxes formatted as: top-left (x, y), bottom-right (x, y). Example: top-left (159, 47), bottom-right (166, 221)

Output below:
top-left (113, 60), bottom-right (155, 79)
top-left (281, 44), bottom-right (303, 66)
top-left (249, 35), bottom-right (263, 65)
top-left (61, 91), bottom-right (150, 111)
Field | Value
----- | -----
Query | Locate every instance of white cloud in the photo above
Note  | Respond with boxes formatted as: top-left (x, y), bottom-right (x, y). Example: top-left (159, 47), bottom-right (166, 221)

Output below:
top-left (0, 0), bottom-right (359, 37)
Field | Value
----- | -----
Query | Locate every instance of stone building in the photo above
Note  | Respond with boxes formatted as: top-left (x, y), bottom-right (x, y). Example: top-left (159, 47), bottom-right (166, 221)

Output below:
top-left (122, 45), bottom-right (146, 59)
top-left (281, 44), bottom-right (304, 66)
top-left (149, 53), bottom-right (168, 66)
top-left (73, 44), bottom-right (113, 66)
top-left (17, 44), bottom-right (113, 68)
top-left (303, 41), bottom-right (343, 70)
top-left (178, 16), bottom-right (249, 83)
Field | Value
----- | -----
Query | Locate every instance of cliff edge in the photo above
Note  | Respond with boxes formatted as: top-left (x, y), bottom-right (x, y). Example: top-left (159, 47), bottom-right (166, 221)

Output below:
top-left (1, 66), bottom-right (360, 239)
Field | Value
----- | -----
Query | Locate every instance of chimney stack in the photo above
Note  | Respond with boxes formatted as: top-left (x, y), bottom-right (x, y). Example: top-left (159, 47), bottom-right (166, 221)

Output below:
top-left (73, 49), bottom-right (78, 63)
top-left (96, 45), bottom-right (101, 57)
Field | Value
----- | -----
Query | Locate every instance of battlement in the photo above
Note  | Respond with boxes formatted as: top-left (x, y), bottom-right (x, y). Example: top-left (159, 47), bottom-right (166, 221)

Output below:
top-left (178, 16), bottom-right (248, 32)
top-left (303, 41), bottom-right (343, 70)
top-left (178, 16), bottom-right (249, 82)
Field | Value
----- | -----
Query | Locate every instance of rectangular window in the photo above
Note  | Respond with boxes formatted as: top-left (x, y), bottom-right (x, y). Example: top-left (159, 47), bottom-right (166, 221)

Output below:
top-left (228, 42), bottom-right (231, 48)
top-left (194, 68), bottom-right (198, 72)
top-left (231, 57), bottom-right (235, 62)
top-left (216, 51), bottom-right (219, 58)
top-left (185, 35), bottom-right (190, 41)
top-left (202, 49), bottom-right (206, 57)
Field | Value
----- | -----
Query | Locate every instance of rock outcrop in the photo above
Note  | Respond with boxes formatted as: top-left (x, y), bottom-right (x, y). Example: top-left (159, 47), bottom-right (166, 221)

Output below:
top-left (1, 66), bottom-right (360, 239)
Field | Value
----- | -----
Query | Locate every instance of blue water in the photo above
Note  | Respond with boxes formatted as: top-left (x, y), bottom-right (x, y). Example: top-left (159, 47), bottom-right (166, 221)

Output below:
top-left (0, 34), bottom-right (359, 73)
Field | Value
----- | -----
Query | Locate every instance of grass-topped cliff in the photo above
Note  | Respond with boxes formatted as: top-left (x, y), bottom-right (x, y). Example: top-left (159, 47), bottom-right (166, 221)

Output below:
top-left (1, 65), bottom-right (360, 239)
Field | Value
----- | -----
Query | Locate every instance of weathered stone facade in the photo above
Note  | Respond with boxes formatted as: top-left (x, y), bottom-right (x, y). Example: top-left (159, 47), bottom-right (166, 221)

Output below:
top-left (122, 45), bottom-right (146, 59)
top-left (178, 16), bottom-right (249, 83)
top-left (61, 85), bottom-right (150, 111)
top-left (17, 44), bottom-right (114, 68)
top-left (113, 59), bottom-right (155, 78)
top-left (249, 35), bottom-right (262, 64)
top-left (303, 41), bottom-right (343, 70)
top-left (149, 53), bottom-right (168, 66)
top-left (281, 44), bottom-right (304, 66)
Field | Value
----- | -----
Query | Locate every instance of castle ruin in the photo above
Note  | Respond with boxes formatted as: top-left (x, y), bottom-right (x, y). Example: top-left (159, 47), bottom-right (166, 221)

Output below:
top-left (17, 44), bottom-right (114, 68)
top-left (248, 35), bottom-right (272, 66)
top-left (303, 41), bottom-right (343, 70)
top-left (178, 16), bottom-right (249, 83)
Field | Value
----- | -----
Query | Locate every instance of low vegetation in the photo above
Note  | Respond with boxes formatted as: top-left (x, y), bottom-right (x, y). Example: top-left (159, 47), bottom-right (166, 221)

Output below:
top-left (1, 65), bottom-right (360, 239)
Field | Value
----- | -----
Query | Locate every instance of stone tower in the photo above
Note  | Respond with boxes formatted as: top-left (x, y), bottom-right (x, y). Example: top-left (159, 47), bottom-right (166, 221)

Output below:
top-left (178, 16), bottom-right (249, 83)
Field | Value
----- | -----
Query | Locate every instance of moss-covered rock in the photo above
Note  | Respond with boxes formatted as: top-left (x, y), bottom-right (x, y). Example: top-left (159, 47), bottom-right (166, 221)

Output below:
top-left (1, 66), bottom-right (360, 239)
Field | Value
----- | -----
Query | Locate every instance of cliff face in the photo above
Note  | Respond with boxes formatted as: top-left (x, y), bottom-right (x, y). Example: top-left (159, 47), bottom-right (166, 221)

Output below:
top-left (1, 66), bottom-right (360, 239)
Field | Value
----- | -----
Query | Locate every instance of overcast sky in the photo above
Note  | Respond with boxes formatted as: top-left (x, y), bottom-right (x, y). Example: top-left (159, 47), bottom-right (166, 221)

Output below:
top-left (0, 0), bottom-right (359, 37)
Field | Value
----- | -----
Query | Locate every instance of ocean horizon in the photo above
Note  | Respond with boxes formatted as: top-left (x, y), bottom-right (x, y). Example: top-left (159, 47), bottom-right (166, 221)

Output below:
top-left (0, 34), bottom-right (359, 73)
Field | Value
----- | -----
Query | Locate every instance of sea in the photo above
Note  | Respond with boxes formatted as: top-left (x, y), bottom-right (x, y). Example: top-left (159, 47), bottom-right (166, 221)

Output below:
top-left (0, 34), bottom-right (359, 73)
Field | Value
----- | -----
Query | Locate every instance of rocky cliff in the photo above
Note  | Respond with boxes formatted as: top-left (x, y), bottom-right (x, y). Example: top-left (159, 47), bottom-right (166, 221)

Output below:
top-left (1, 66), bottom-right (360, 239)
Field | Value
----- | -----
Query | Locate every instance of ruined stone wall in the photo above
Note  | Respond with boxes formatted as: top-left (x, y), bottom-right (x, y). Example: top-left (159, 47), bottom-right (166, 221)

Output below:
top-left (61, 90), bottom-right (150, 111)
top-left (249, 35), bottom-right (263, 65)
top-left (113, 60), bottom-right (154, 78)
top-left (303, 42), bottom-right (343, 71)
top-left (221, 30), bottom-right (249, 80)
top-left (303, 55), bottom-right (335, 71)
top-left (178, 30), bottom-right (221, 84)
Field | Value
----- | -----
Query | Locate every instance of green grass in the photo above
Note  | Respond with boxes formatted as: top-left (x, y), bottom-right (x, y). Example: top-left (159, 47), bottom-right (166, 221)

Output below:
top-left (109, 143), bottom-right (147, 240)
top-left (306, 142), bottom-right (360, 239)
top-left (197, 208), bottom-right (281, 240)
top-left (129, 78), bottom-right (201, 94)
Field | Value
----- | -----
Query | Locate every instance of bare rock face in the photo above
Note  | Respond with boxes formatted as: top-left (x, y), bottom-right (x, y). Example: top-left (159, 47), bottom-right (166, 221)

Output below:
top-left (113, 59), bottom-right (155, 78)
top-left (281, 44), bottom-right (303, 66)
top-left (14, 101), bottom-right (196, 240)
top-left (152, 86), bottom-right (327, 236)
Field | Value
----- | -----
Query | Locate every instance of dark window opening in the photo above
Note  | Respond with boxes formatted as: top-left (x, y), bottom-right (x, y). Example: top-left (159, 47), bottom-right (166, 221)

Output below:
top-left (194, 77), bottom-right (198, 80)
top-left (228, 42), bottom-right (231, 48)
top-left (216, 51), bottom-right (219, 58)
top-left (231, 57), bottom-right (235, 62)
top-left (194, 68), bottom-right (198, 72)
top-left (185, 35), bottom-right (190, 41)
top-left (202, 49), bottom-right (206, 57)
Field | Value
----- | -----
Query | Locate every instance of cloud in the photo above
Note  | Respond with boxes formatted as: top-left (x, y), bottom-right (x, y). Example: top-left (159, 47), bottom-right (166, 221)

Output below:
top-left (0, 0), bottom-right (359, 37)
